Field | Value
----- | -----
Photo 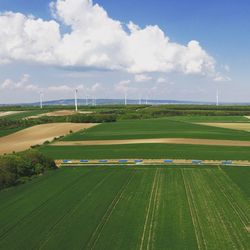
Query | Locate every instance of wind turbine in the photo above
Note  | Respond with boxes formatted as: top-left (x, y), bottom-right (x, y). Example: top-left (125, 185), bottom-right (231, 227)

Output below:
top-left (92, 95), bottom-right (95, 106)
top-left (124, 90), bottom-right (127, 106)
top-left (138, 95), bottom-right (142, 105)
top-left (39, 91), bottom-right (43, 109)
top-left (216, 87), bottom-right (219, 106)
top-left (85, 93), bottom-right (88, 106)
top-left (75, 89), bottom-right (78, 112)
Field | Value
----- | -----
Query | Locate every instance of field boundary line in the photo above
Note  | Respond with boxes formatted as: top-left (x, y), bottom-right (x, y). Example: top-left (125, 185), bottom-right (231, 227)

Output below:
top-left (0, 171), bottom-right (61, 212)
top-left (0, 170), bottom-right (92, 240)
top-left (139, 168), bottom-right (159, 250)
top-left (38, 170), bottom-right (115, 250)
top-left (209, 169), bottom-right (250, 230)
top-left (147, 168), bottom-right (161, 250)
top-left (181, 170), bottom-right (206, 250)
top-left (85, 171), bottom-right (135, 250)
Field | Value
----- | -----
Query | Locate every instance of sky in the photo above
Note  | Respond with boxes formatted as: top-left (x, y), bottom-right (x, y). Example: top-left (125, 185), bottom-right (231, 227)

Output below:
top-left (0, 0), bottom-right (249, 104)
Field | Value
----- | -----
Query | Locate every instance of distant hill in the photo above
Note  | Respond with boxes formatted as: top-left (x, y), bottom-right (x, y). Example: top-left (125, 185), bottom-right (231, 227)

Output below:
top-left (0, 99), bottom-right (249, 106)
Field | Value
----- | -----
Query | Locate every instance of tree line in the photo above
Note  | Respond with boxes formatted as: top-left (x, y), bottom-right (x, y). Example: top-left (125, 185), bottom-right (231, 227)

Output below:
top-left (0, 150), bottom-right (57, 190)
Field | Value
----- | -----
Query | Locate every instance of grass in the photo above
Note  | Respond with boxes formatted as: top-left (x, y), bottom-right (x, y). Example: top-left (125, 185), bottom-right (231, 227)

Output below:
top-left (62, 118), bottom-right (250, 141)
top-left (222, 166), bottom-right (250, 197)
top-left (0, 166), bottom-right (249, 250)
top-left (0, 127), bottom-right (27, 137)
top-left (39, 143), bottom-right (250, 160)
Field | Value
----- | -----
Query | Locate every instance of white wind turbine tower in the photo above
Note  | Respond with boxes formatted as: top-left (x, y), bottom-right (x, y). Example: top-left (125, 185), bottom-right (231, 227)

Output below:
top-left (75, 89), bottom-right (78, 112)
top-left (216, 87), bottom-right (219, 106)
top-left (138, 95), bottom-right (142, 105)
top-left (85, 93), bottom-right (88, 106)
top-left (124, 90), bottom-right (127, 106)
top-left (94, 95), bottom-right (97, 106)
top-left (91, 95), bottom-right (96, 106)
top-left (39, 91), bottom-right (43, 109)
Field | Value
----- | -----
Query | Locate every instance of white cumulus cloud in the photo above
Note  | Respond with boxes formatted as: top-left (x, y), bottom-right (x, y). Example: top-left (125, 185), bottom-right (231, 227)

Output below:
top-left (134, 74), bottom-right (152, 82)
top-left (0, 0), bottom-right (226, 79)
top-left (0, 74), bottom-right (39, 91)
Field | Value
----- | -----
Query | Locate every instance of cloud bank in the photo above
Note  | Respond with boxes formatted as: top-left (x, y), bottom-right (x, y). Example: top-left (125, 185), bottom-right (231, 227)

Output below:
top-left (0, 0), bottom-right (222, 79)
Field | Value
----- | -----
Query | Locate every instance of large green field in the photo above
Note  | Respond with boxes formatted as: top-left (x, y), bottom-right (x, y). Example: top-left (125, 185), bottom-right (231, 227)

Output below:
top-left (62, 118), bottom-right (250, 141)
top-left (0, 166), bottom-right (249, 250)
top-left (39, 143), bottom-right (250, 160)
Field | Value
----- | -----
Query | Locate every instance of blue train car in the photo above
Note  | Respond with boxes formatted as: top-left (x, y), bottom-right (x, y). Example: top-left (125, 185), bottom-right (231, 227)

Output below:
top-left (62, 160), bottom-right (72, 164)
top-left (134, 159), bottom-right (143, 163)
top-left (119, 160), bottom-right (128, 163)
top-left (192, 160), bottom-right (203, 165)
top-left (99, 160), bottom-right (108, 163)
top-left (222, 160), bottom-right (232, 165)
top-left (80, 160), bottom-right (89, 163)
top-left (164, 159), bottom-right (173, 163)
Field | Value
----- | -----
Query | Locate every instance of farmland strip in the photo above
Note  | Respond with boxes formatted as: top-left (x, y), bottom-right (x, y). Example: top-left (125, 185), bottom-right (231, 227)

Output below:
top-left (0, 170), bottom-right (92, 240)
top-left (147, 168), bottom-right (161, 250)
top-left (38, 170), bottom-right (115, 250)
top-left (139, 168), bottom-right (159, 250)
top-left (181, 170), bottom-right (206, 250)
top-left (208, 169), bottom-right (250, 230)
top-left (85, 170), bottom-right (136, 250)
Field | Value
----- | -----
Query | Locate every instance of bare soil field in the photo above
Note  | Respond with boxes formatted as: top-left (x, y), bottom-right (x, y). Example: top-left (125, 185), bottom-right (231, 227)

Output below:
top-left (53, 138), bottom-right (250, 147)
top-left (0, 123), bottom-right (98, 155)
top-left (26, 110), bottom-right (93, 119)
top-left (0, 111), bottom-right (25, 117)
top-left (198, 122), bottom-right (250, 132)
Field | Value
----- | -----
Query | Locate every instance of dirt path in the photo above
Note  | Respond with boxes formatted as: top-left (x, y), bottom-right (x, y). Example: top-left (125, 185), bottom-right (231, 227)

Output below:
top-left (197, 123), bottom-right (250, 132)
top-left (53, 138), bottom-right (250, 147)
top-left (0, 123), bottom-right (98, 155)
top-left (26, 110), bottom-right (93, 119)
top-left (0, 111), bottom-right (25, 117)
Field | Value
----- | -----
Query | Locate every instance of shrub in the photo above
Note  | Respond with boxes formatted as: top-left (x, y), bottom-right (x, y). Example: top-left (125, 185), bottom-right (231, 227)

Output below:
top-left (0, 150), bottom-right (57, 190)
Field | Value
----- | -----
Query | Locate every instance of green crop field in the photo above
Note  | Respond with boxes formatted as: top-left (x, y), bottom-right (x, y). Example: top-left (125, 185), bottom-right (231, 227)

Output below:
top-left (0, 127), bottom-right (27, 137)
top-left (167, 116), bottom-right (250, 123)
top-left (62, 118), bottom-right (250, 141)
top-left (0, 166), bottom-right (249, 250)
top-left (39, 143), bottom-right (250, 160)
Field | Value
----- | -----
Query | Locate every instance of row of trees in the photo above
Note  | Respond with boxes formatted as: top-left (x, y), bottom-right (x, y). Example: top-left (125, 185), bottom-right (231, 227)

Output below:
top-left (0, 150), bottom-right (57, 190)
top-left (0, 113), bottom-right (117, 131)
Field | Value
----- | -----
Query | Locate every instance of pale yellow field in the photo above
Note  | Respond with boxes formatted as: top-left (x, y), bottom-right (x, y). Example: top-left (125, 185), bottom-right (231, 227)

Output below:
top-left (198, 122), bottom-right (250, 132)
top-left (0, 111), bottom-right (25, 117)
top-left (53, 138), bottom-right (250, 147)
top-left (0, 123), bottom-right (98, 155)
top-left (26, 110), bottom-right (93, 119)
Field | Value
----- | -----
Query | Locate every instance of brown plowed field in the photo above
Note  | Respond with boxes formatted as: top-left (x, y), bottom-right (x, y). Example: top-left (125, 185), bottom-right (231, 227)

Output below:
top-left (0, 123), bottom-right (98, 155)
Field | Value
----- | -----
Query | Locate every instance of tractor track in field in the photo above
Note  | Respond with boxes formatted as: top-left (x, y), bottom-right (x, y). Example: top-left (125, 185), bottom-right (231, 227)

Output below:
top-left (208, 169), bottom-right (250, 231)
top-left (139, 168), bottom-right (160, 250)
top-left (38, 170), bottom-right (115, 250)
top-left (0, 171), bottom-right (92, 241)
top-left (0, 171), bottom-right (60, 212)
top-left (85, 171), bottom-right (136, 250)
top-left (194, 170), bottom-right (239, 250)
top-left (147, 168), bottom-right (161, 250)
top-left (181, 170), bottom-right (207, 250)
top-left (201, 170), bottom-right (248, 249)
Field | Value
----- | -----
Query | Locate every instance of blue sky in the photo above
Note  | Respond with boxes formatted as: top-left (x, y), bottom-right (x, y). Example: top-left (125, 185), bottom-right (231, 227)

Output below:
top-left (0, 0), bottom-right (249, 103)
